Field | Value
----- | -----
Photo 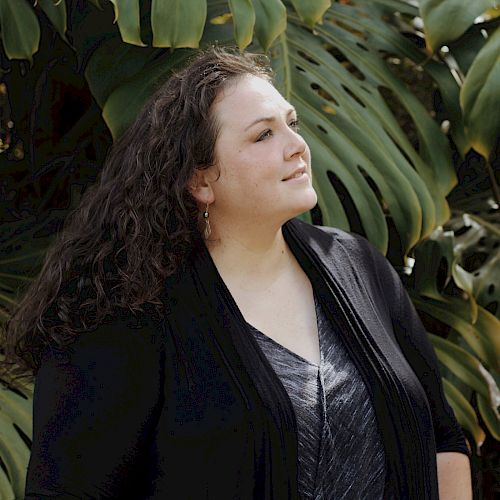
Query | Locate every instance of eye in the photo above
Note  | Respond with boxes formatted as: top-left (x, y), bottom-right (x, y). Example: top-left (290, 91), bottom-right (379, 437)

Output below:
top-left (289, 118), bottom-right (300, 131)
top-left (256, 129), bottom-right (272, 142)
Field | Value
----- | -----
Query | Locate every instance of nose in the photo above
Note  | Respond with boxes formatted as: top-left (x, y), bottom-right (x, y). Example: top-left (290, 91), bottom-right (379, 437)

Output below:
top-left (285, 128), bottom-right (307, 160)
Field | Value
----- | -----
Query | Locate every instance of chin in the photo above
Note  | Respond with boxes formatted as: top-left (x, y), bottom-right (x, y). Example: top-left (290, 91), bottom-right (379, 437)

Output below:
top-left (290, 189), bottom-right (318, 218)
top-left (303, 186), bottom-right (318, 208)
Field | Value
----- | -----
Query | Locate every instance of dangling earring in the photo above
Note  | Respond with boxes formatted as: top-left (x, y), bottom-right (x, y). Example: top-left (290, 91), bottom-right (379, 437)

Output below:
top-left (203, 202), bottom-right (211, 239)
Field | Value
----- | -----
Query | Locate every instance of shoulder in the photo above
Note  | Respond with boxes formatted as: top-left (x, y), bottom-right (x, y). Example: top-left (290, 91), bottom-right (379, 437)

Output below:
top-left (38, 305), bottom-right (166, 377)
top-left (287, 218), bottom-right (386, 269)
top-left (29, 309), bottom-right (166, 498)
top-left (286, 218), bottom-right (403, 305)
top-left (33, 306), bottom-right (167, 436)
top-left (287, 217), bottom-right (351, 241)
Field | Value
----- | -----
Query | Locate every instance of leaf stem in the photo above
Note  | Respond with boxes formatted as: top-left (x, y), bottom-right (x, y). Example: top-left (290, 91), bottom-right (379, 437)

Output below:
top-left (486, 160), bottom-right (500, 205)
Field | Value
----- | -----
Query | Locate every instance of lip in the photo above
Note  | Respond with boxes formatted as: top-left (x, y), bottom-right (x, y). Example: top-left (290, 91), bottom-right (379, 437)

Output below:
top-left (282, 166), bottom-right (307, 181)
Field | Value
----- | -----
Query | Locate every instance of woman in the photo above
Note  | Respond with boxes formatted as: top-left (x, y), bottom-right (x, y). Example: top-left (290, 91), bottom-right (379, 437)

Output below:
top-left (4, 47), bottom-right (471, 499)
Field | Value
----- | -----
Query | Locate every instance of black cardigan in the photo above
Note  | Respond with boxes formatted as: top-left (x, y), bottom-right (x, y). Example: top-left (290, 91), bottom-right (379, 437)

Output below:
top-left (25, 219), bottom-right (469, 499)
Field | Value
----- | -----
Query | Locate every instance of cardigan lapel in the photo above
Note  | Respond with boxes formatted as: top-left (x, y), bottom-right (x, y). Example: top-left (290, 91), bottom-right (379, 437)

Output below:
top-left (283, 218), bottom-right (439, 500)
top-left (166, 237), bottom-right (301, 499)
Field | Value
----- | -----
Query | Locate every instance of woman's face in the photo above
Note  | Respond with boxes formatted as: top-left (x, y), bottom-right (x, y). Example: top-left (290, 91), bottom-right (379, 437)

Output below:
top-left (206, 74), bottom-right (317, 229)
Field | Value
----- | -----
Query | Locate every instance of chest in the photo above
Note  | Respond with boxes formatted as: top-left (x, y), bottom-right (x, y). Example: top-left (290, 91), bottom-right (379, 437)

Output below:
top-left (228, 268), bottom-right (321, 365)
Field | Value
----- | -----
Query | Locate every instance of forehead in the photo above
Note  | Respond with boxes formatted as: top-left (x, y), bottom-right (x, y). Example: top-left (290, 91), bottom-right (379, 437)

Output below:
top-left (212, 75), bottom-right (290, 127)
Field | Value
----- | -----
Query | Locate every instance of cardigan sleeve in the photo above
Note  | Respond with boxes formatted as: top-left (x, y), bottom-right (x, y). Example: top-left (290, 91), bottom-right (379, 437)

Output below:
top-left (355, 234), bottom-right (471, 458)
top-left (25, 315), bottom-right (165, 499)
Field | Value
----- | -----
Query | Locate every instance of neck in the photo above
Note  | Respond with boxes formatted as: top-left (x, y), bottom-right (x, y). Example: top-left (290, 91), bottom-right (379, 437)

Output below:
top-left (205, 220), bottom-right (295, 291)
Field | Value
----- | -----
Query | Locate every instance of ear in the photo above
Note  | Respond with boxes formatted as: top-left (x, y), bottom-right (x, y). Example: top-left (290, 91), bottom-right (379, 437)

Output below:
top-left (187, 167), bottom-right (216, 205)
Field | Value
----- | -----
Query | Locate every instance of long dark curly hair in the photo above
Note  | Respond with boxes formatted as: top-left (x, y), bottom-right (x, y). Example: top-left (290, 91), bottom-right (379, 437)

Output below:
top-left (2, 46), bottom-right (272, 377)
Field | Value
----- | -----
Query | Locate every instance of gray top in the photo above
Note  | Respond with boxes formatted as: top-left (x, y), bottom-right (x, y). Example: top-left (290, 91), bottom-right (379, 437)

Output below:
top-left (247, 292), bottom-right (386, 500)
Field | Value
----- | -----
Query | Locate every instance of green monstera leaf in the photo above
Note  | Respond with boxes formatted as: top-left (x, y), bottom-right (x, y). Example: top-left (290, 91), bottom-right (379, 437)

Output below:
top-left (0, 378), bottom-right (33, 500)
top-left (38, 0), bottom-right (68, 42)
top-left (460, 27), bottom-right (500, 159)
top-left (266, 1), bottom-right (459, 254)
top-left (0, 0), bottom-right (40, 62)
top-left (444, 213), bottom-right (500, 319)
top-left (109, 0), bottom-right (145, 47)
top-left (412, 294), bottom-right (500, 371)
top-left (442, 377), bottom-right (486, 450)
top-left (289, 0), bottom-right (331, 28)
top-left (411, 206), bottom-right (500, 450)
top-left (430, 333), bottom-right (499, 403)
top-left (152, 0), bottom-right (208, 48)
top-left (228, 0), bottom-right (256, 50)
top-left (253, 0), bottom-right (287, 52)
top-left (419, 0), bottom-right (498, 52)
top-left (430, 333), bottom-right (500, 442)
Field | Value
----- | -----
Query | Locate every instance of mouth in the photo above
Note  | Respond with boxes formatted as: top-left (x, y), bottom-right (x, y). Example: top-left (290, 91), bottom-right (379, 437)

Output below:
top-left (282, 166), bottom-right (307, 181)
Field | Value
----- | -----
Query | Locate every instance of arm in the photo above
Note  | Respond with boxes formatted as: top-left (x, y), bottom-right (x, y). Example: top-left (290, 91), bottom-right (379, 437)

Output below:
top-left (395, 286), bottom-right (473, 498)
top-left (25, 316), bottom-right (164, 499)
top-left (391, 272), bottom-right (471, 457)
top-left (437, 452), bottom-right (472, 500)
top-left (355, 235), bottom-right (472, 495)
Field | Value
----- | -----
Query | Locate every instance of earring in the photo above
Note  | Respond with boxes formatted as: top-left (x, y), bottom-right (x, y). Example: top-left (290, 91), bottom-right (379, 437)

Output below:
top-left (203, 202), bottom-right (211, 239)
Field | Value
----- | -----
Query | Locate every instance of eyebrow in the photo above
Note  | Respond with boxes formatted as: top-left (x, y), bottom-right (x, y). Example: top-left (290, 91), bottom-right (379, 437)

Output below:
top-left (244, 108), bottom-right (297, 131)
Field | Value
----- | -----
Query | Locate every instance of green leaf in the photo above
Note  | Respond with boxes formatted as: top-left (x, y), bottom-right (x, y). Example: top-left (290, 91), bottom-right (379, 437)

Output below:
top-left (351, 0), bottom-right (471, 155)
top-left (448, 213), bottom-right (500, 315)
top-left (0, 384), bottom-right (32, 441)
top-left (419, 0), bottom-right (497, 52)
top-left (451, 263), bottom-right (478, 324)
top-left (448, 22), bottom-right (489, 75)
top-left (97, 0), bottom-right (235, 138)
top-left (325, 2), bottom-right (457, 197)
top-left (0, 466), bottom-right (14, 500)
top-left (0, 377), bottom-right (33, 497)
top-left (364, 0), bottom-right (418, 16)
top-left (85, 37), bottom-right (162, 108)
top-left (460, 27), bottom-right (500, 158)
top-left (228, 0), bottom-right (255, 50)
top-left (0, 413), bottom-right (30, 499)
top-left (252, 0), bottom-right (287, 52)
top-left (102, 50), bottom-right (194, 139)
top-left (269, 6), bottom-right (456, 254)
top-left (442, 377), bottom-right (486, 449)
top-left (109, 0), bottom-right (146, 47)
top-left (289, 0), bottom-right (331, 28)
top-left (467, 213), bottom-right (500, 239)
top-left (38, 0), bottom-right (68, 42)
top-left (0, 0), bottom-right (40, 62)
top-left (477, 392), bottom-right (500, 440)
top-left (413, 228), bottom-right (455, 300)
top-left (429, 333), bottom-right (499, 402)
top-left (473, 249), bottom-right (500, 315)
top-left (412, 296), bottom-right (500, 371)
top-left (152, 0), bottom-right (207, 48)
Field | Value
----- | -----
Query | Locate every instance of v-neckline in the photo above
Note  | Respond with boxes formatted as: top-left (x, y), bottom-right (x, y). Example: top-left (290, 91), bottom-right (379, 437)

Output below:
top-left (246, 292), bottom-right (322, 368)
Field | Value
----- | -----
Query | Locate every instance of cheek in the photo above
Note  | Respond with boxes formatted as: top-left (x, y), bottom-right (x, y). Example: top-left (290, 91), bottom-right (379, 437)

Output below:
top-left (305, 144), bottom-right (312, 164)
top-left (227, 154), bottom-right (271, 185)
top-left (214, 147), bottom-right (281, 202)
